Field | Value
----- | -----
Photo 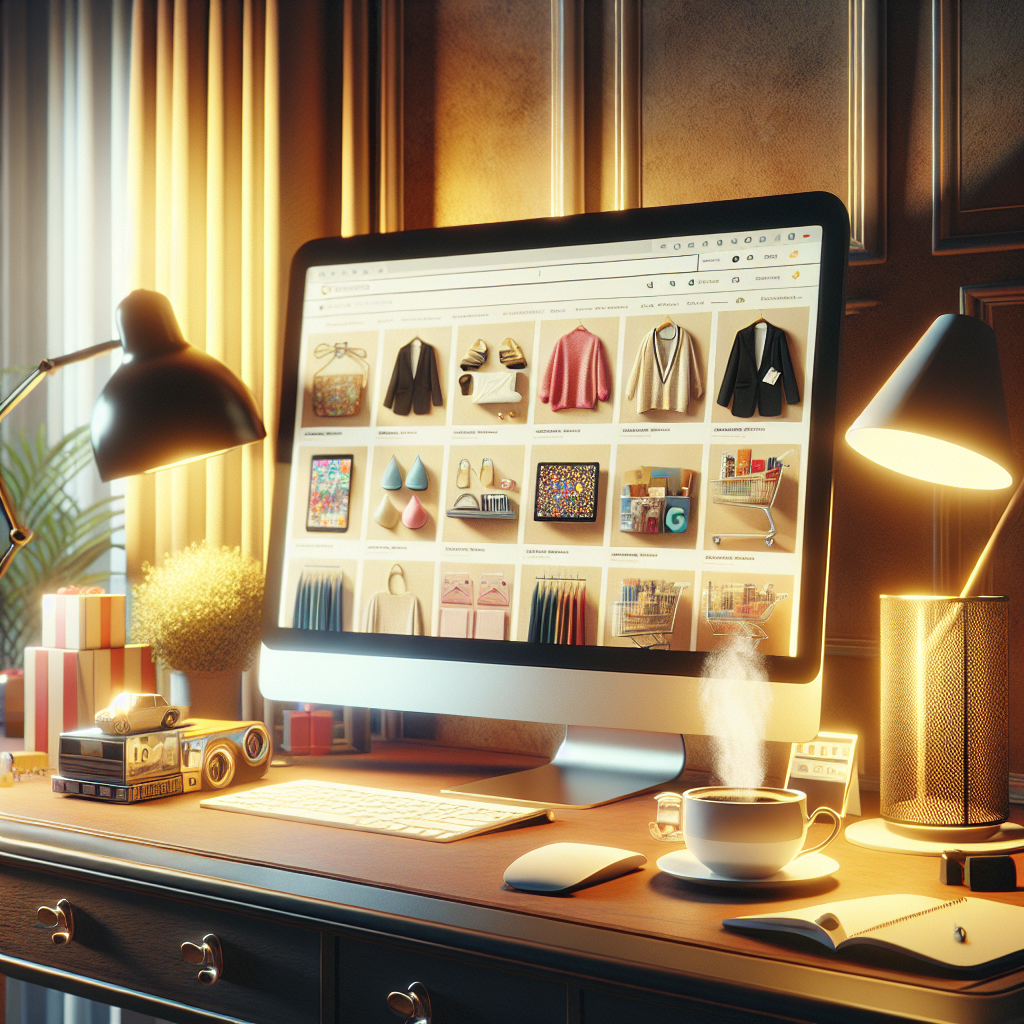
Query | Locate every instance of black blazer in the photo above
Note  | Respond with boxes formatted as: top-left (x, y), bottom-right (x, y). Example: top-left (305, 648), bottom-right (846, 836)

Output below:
top-left (716, 322), bottom-right (800, 418)
top-left (383, 340), bottom-right (444, 416)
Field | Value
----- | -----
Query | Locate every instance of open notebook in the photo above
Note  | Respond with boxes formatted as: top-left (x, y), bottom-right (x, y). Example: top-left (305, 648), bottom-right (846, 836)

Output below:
top-left (724, 895), bottom-right (1024, 968)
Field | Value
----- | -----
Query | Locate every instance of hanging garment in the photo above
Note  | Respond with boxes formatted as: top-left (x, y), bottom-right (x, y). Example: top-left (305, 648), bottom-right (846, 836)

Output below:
top-left (576, 586), bottom-right (586, 644)
top-left (528, 582), bottom-right (540, 642)
top-left (625, 322), bottom-right (704, 414)
top-left (293, 570), bottom-right (343, 630)
top-left (538, 326), bottom-right (612, 411)
top-left (716, 321), bottom-right (800, 418)
top-left (383, 339), bottom-right (444, 415)
top-left (362, 565), bottom-right (423, 635)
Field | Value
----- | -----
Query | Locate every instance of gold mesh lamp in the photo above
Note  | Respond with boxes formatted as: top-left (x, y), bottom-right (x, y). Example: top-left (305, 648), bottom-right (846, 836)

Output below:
top-left (845, 313), bottom-right (1020, 850)
top-left (1, 290), bottom-right (266, 579)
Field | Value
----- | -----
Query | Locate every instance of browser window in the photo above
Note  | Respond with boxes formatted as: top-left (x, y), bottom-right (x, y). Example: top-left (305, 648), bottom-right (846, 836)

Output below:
top-left (280, 225), bottom-right (823, 658)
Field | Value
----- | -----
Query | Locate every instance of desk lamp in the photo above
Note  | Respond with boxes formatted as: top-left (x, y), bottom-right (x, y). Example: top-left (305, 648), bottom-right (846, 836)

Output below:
top-left (1, 289), bottom-right (266, 579)
top-left (845, 313), bottom-right (1020, 851)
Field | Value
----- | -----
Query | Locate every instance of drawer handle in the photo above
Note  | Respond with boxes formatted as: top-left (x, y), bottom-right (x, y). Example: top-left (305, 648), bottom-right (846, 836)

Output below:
top-left (181, 933), bottom-right (223, 985)
top-left (387, 981), bottom-right (432, 1023)
top-left (37, 899), bottom-right (74, 945)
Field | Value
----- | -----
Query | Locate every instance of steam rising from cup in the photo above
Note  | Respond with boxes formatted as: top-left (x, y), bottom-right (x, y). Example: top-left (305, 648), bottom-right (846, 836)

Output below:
top-left (699, 638), bottom-right (773, 790)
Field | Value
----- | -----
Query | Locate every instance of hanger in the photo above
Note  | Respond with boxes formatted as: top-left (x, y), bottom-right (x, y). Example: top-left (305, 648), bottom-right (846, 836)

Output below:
top-left (751, 312), bottom-right (767, 326)
top-left (655, 317), bottom-right (677, 334)
top-left (408, 335), bottom-right (425, 346)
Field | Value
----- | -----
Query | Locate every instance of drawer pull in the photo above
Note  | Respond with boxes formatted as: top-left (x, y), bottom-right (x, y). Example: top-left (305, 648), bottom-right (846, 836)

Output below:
top-left (36, 899), bottom-right (74, 945)
top-left (386, 981), bottom-right (432, 1023)
top-left (181, 933), bottom-right (223, 985)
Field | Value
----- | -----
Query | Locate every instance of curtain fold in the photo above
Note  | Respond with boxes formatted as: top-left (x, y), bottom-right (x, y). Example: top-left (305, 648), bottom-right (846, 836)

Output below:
top-left (124, 0), bottom-right (348, 711)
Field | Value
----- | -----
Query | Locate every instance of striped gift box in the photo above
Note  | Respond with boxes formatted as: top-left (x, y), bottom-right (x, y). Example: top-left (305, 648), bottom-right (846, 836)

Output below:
top-left (23, 645), bottom-right (157, 766)
top-left (41, 593), bottom-right (127, 650)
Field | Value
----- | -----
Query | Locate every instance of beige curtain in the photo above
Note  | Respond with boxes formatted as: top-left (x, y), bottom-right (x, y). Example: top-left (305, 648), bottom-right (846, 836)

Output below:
top-left (124, 0), bottom-right (348, 710)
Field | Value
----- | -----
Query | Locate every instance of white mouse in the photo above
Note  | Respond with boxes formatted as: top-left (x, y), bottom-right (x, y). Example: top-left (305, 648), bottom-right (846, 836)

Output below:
top-left (504, 842), bottom-right (647, 894)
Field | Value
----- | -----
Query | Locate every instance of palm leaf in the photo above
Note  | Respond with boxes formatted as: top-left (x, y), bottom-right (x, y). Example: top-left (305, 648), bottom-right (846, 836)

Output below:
top-left (0, 425), bottom-right (123, 667)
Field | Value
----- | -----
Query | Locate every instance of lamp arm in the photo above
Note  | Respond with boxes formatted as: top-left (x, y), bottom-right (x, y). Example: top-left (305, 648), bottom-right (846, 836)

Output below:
top-left (0, 339), bottom-right (121, 581)
top-left (960, 476), bottom-right (1024, 598)
top-left (0, 340), bottom-right (121, 424)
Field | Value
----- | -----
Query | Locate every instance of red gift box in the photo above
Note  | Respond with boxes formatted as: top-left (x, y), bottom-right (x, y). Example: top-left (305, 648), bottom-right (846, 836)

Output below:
top-left (41, 593), bottom-right (126, 650)
top-left (23, 645), bottom-right (157, 766)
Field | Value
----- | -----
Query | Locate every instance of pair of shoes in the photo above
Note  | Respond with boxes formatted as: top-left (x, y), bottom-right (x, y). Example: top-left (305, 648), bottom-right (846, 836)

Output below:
top-left (498, 337), bottom-right (526, 369)
top-left (381, 455), bottom-right (427, 491)
top-left (457, 457), bottom-right (494, 489)
top-left (460, 338), bottom-right (488, 371)
top-left (374, 493), bottom-right (428, 530)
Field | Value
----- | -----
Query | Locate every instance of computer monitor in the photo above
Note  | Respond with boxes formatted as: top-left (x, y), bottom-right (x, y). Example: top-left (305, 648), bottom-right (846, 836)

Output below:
top-left (260, 191), bottom-right (848, 807)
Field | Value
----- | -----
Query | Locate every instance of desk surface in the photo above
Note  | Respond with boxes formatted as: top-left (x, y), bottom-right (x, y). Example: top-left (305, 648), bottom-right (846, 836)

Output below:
top-left (2, 742), bottom-right (1022, 1023)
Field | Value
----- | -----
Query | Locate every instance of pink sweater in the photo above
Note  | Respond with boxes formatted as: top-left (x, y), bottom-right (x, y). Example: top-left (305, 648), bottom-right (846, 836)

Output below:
top-left (538, 327), bottom-right (612, 411)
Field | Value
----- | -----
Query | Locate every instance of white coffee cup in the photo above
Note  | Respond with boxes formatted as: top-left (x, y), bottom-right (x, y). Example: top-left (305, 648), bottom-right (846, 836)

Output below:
top-left (683, 786), bottom-right (842, 879)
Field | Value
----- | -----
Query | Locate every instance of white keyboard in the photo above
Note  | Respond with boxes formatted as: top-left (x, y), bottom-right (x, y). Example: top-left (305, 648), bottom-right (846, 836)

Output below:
top-left (200, 779), bottom-right (552, 842)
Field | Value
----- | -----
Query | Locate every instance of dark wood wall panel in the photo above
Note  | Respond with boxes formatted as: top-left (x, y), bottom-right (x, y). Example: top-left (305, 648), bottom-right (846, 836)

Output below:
top-left (958, 2), bottom-right (1024, 214)
top-left (639, 0), bottom-right (848, 208)
top-left (932, 0), bottom-right (1024, 251)
top-left (403, 0), bottom-right (551, 229)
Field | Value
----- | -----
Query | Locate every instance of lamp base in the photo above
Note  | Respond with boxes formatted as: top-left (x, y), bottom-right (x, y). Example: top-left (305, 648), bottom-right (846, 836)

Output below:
top-left (885, 819), bottom-right (1003, 843)
top-left (845, 817), bottom-right (1024, 856)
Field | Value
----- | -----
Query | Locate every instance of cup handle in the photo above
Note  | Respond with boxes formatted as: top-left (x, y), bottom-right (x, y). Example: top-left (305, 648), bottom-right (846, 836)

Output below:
top-left (798, 806), bottom-right (843, 858)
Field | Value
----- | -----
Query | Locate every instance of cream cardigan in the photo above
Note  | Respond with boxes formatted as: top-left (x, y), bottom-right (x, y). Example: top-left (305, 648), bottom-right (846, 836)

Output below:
top-left (625, 323), bottom-right (704, 414)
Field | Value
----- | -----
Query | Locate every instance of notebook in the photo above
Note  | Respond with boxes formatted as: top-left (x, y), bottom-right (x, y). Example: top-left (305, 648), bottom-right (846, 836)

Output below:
top-left (724, 895), bottom-right (1024, 968)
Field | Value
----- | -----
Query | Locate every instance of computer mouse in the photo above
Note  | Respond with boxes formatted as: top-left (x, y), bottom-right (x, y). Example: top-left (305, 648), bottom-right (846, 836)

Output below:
top-left (503, 842), bottom-right (647, 894)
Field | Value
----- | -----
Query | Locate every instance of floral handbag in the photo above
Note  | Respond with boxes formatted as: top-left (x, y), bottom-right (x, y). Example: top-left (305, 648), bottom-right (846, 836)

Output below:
top-left (312, 342), bottom-right (370, 417)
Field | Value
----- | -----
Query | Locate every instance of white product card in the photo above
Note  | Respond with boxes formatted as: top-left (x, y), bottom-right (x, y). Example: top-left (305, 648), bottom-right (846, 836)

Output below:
top-left (763, 367), bottom-right (781, 385)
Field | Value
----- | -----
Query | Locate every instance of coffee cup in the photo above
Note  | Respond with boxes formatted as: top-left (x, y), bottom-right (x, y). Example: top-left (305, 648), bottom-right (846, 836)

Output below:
top-left (683, 787), bottom-right (842, 879)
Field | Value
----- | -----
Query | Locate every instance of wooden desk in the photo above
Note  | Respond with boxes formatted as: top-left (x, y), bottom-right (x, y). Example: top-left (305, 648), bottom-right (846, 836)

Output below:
top-left (1, 743), bottom-right (1022, 1024)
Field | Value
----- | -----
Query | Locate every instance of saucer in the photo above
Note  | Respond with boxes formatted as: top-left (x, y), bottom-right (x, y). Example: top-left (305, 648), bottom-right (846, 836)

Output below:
top-left (656, 850), bottom-right (839, 888)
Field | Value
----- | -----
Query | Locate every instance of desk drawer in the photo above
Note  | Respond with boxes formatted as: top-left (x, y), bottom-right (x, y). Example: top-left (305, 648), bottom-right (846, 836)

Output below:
top-left (0, 863), bottom-right (320, 1024)
top-left (338, 934), bottom-right (566, 1023)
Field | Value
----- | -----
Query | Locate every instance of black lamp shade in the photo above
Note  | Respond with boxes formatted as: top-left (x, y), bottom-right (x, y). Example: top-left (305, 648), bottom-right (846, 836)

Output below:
top-left (846, 314), bottom-right (1014, 489)
top-left (91, 290), bottom-right (266, 481)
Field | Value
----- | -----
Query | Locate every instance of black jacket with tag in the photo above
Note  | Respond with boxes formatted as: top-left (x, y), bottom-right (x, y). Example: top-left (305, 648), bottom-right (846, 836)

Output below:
top-left (716, 322), bottom-right (800, 418)
top-left (384, 341), bottom-right (444, 416)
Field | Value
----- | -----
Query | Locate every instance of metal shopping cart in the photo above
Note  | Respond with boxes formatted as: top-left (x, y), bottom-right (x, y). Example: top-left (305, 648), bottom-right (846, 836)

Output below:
top-left (710, 450), bottom-right (793, 547)
top-left (703, 582), bottom-right (788, 647)
top-left (611, 582), bottom-right (689, 650)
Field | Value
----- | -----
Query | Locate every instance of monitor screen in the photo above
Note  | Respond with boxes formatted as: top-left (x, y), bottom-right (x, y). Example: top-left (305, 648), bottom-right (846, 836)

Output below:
top-left (261, 192), bottom-right (847, 797)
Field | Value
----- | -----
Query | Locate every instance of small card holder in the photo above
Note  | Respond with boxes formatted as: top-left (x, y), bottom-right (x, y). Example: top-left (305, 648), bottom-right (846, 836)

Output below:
top-left (534, 462), bottom-right (600, 522)
top-left (478, 573), bottom-right (509, 606)
top-left (441, 574), bottom-right (473, 605)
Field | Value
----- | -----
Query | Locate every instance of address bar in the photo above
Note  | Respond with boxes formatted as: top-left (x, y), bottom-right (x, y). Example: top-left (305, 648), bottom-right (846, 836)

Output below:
top-left (304, 253), bottom-right (700, 300)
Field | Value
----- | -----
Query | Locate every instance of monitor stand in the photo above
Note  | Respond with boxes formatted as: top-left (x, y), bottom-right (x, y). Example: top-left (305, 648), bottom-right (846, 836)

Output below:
top-left (442, 727), bottom-right (686, 809)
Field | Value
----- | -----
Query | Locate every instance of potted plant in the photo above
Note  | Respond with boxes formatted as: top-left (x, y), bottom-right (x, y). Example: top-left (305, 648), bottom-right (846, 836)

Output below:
top-left (131, 542), bottom-right (264, 719)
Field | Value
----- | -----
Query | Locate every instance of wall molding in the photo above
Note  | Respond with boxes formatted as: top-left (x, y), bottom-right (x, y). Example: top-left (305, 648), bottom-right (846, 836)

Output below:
top-left (550, 0), bottom-right (584, 216)
top-left (959, 280), bottom-right (1024, 322)
top-left (613, 0), bottom-right (640, 210)
top-left (848, 0), bottom-right (886, 263)
top-left (378, 0), bottom-right (403, 233)
top-left (341, 0), bottom-right (371, 237)
top-left (932, 0), bottom-right (1024, 253)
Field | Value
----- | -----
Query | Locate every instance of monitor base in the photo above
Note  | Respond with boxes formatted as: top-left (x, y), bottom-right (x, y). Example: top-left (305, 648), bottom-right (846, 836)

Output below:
top-left (442, 726), bottom-right (685, 809)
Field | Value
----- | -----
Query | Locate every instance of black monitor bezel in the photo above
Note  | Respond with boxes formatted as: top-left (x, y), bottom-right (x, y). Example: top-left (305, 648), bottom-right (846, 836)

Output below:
top-left (263, 191), bottom-right (847, 685)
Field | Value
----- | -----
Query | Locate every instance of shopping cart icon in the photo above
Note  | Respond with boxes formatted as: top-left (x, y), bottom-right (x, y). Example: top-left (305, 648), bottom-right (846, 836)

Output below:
top-left (710, 450), bottom-right (793, 548)
top-left (611, 582), bottom-right (689, 650)
top-left (703, 582), bottom-right (788, 647)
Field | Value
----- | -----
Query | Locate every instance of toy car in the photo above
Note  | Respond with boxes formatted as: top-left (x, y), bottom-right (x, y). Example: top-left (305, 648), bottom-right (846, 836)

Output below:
top-left (95, 692), bottom-right (188, 735)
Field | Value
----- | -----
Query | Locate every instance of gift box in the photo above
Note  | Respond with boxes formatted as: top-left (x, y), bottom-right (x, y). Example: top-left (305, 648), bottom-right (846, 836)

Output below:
top-left (41, 593), bottom-right (126, 650)
top-left (23, 645), bottom-right (157, 766)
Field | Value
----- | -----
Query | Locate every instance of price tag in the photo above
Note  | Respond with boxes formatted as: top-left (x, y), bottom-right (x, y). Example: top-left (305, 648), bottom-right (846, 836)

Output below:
top-left (784, 731), bottom-right (860, 817)
top-left (762, 367), bottom-right (781, 385)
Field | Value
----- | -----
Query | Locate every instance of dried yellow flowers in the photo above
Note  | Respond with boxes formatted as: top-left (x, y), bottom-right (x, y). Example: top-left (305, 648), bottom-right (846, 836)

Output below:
top-left (131, 542), bottom-right (264, 672)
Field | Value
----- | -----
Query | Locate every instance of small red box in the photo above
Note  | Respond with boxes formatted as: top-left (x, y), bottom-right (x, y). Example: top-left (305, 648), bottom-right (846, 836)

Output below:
top-left (752, 459), bottom-right (765, 473)
top-left (282, 709), bottom-right (311, 754)
top-left (310, 710), bottom-right (334, 755)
